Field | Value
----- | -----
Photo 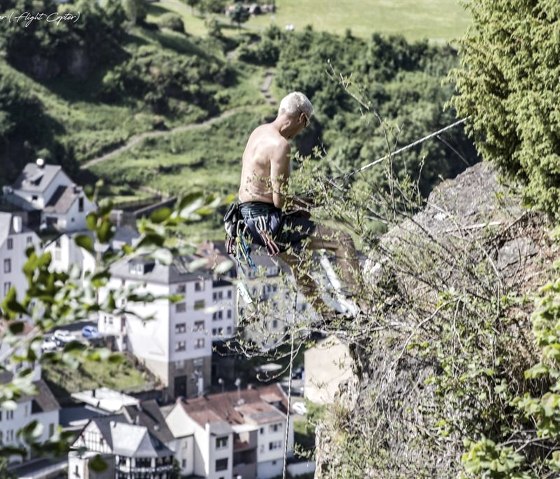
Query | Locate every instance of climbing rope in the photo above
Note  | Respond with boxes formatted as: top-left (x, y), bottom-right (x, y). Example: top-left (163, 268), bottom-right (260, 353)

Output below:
top-left (327, 117), bottom-right (469, 190)
top-left (282, 291), bottom-right (299, 479)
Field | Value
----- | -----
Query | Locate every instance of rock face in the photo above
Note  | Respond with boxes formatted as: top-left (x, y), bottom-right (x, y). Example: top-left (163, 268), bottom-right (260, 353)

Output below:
top-left (314, 163), bottom-right (557, 478)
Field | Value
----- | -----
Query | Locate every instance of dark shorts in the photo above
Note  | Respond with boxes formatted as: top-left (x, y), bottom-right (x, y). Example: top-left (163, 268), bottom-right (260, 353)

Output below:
top-left (239, 201), bottom-right (316, 253)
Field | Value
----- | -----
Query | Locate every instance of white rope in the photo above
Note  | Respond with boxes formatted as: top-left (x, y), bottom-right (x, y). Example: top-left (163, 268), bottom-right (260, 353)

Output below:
top-left (282, 295), bottom-right (298, 479)
top-left (329, 117), bottom-right (469, 188)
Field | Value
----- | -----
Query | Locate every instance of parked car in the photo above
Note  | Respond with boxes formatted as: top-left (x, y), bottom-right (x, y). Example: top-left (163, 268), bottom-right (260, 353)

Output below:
top-left (41, 336), bottom-right (58, 352)
top-left (81, 325), bottom-right (100, 339)
top-left (292, 402), bottom-right (307, 415)
top-left (53, 329), bottom-right (74, 345)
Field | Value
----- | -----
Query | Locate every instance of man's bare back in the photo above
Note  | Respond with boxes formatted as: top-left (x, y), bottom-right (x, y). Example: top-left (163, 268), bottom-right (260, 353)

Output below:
top-left (238, 123), bottom-right (291, 208)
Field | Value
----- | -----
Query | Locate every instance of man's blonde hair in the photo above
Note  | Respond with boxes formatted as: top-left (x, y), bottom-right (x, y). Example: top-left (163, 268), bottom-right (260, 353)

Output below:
top-left (278, 91), bottom-right (313, 119)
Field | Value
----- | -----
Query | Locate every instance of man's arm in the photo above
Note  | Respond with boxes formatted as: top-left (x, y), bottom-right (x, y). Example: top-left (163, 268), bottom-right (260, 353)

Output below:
top-left (270, 142), bottom-right (291, 209)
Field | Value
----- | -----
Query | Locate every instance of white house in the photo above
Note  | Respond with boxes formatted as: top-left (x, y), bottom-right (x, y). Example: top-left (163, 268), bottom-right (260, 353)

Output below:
top-left (98, 255), bottom-right (216, 399)
top-left (0, 350), bottom-right (59, 466)
top-left (166, 383), bottom-right (294, 479)
top-left (0, 212), bottom-right (41, 302)
top-left (4, 159), bottom-right (96, 232)
top-left (68, 400), bottom-right (183, 479)
top-left (239, 252), bottom-right (313, 349)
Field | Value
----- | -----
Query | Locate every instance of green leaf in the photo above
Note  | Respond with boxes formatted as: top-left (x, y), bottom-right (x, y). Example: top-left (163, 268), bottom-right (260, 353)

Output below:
top-left (97, 218), bottom-right (114, 243)
top-left (86, 212), bottom-right (98, 231)
top-left (8, 321), bottom-right (25, 335)
top-left (89, 454), bottom-right (108, 473)
top-left (153, 249), bottom-right (173, 265)
top-left (178, 192), bottom-right (203, 211)
top-left (150, 207), bottom-right (172, 224)
top-left (75, 234), bottom-right (95, 255)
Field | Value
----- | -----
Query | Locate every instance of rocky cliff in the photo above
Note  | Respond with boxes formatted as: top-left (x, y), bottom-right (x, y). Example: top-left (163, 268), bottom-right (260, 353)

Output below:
top-left (314, 162), bottom-right (557, 478)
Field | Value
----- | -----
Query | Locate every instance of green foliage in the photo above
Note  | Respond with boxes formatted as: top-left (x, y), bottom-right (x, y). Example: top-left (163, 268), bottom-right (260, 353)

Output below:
top-left (122, 0), bottom-right (147, 25)
top-left (229, 4), bottom-right (250, 28)
top-left (460, 439), bottom-right (533, 479)
top-left (0, 0), bottom-right (126, 79)
top-left (200, 0), bottom-right (227, 14)
top-left (271, 29), bottom-right (477, 197)
top-left (158, 12), bottom-right (186, 33)
top-left (451, 0), bottom-right (560, 218)
top-left (101, 45), bottom-right (232, 114)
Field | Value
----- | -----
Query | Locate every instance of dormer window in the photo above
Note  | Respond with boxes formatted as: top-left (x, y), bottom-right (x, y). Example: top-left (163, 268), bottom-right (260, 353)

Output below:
top-left (129, 263), bottom-right (144, 275)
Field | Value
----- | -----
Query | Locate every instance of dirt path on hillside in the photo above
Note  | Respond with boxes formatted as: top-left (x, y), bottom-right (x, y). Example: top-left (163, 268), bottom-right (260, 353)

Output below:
top-left (82, 70), bottom-right (276, 170)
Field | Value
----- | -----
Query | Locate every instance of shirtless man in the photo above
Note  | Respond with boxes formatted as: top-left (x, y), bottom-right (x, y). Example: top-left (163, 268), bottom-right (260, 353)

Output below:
top-left (238, 91), bottom-right (362, 317)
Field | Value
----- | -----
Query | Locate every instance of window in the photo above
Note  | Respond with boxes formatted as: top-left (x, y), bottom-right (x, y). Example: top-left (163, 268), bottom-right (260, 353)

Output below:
top-left (3, 282), bottom-right (11, 297)
top-left (216, 436), bottom-right (228, 449)
top-left (269, 440), bottom-right (282, 450)
top-left (181, 459), bottom-right (186, 468)
top-left (227, 290), bottom-right (232, 299)
top-left (78, 197), bottom-right (84, 212)
top-left (129, 263), bottom-right (143, 275)
top-left (31, 195), bottom-right (38, 201)
top-left (74, 465), bottom-right (79, 477)
top-left (259, 427), bottom-right (264, 435)
top-left (175, 341), bottom-right (186, 352)
top-left (176, 284), bottom-right (186, 294)
top-left (212, 292), bottom-right (217, 301)
top-left (0, 411), bottom-right (2, 421)
top-left (7, 238), bottom-right (13, 250)
top-left (49, 423), bottom-right (55, 437)
top-left (175, 323), bottom-right (186, 334)
top-left (194, 281), bottom-right (204, 292)
top-left (3, 259), bottom-right (11, 273)
top-left (227, 310), bottom-right (232, 319)
top-left (6, 410), bottom-right (13, 420)
top-left (226, 326), bottom-right (232, 335)
top-left (194, 300), bottom-right (205, 310)
top-left (272, 320), bottom-right (278, 329)
top-left (195, 338), bottom-right (205, 349)
top-left (270, 423), bottom-right (281, 433)
top-left (26, 236), bottom-right (33, 245)
top-left (194, 321), bottom-right (204, 332)
top-left (215, 458), bottom-right (228, 471)
top-left (212, 311), bottom-right (223, 321)
top-left (175, 302), bottom-right (186, 313)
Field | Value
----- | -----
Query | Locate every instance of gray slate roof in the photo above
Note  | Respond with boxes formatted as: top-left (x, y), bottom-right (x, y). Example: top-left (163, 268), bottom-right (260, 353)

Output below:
top-left (44, 185), bottom-right (79, 214)
top-left (110, 255), bottom-right (213, 285)
top-left (111, 422), bottom-right (172, 458)
top-left (31, 379), bottom-right (60, 414)
top-left (0, 212), bottom-right (12, 247)
top-left (122, 400), bottom-right (175, 445)
top-left (12, 163), bottom-right (63, 193)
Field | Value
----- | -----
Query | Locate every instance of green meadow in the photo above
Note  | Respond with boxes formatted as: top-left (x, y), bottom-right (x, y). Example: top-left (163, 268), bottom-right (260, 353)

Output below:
top-left (155, 0), bottom-right (470, 41)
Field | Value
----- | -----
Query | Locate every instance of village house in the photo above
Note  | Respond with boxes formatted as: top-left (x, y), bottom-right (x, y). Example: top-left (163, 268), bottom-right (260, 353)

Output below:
top-left (3, 159), bottom-right (96, 233)
top-left (165, 383), bottom-right (294, 479)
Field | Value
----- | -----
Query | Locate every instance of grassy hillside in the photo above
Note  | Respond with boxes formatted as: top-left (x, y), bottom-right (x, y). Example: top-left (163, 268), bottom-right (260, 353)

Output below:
top-left (153, 0), bottom-right (470, 41)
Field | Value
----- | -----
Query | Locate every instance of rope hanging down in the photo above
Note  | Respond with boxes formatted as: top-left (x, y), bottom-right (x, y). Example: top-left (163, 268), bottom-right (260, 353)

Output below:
top-left (329, 117), bottom-right (469, 189)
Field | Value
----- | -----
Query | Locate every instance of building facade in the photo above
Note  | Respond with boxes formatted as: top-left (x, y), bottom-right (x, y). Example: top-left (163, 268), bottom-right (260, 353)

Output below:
top-left (5, 160), bottom-right (96, 233)
top-left (165, 384), bottom-right (294, 479)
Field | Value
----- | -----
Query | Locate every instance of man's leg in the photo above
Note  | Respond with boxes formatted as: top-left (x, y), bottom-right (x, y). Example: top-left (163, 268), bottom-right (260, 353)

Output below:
top-left (279, 247), bottom-right (333, 316)
top-left (307, 224), bottom-right (362, 299)
top-left (279, 218), bottom-right (363, 316)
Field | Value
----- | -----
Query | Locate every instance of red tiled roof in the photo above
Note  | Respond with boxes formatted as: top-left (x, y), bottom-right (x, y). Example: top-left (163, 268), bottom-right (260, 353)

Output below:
top-left (180, 384), bottom-right (287, 428)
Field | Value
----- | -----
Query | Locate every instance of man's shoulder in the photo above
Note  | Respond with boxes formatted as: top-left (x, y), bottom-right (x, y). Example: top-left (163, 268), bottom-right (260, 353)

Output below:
top-left (252, 125), bottom-right (289, 148)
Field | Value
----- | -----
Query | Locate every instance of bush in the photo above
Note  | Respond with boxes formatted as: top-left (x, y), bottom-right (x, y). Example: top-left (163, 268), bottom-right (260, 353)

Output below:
top-left (158, 13), bottom-right (185, 33)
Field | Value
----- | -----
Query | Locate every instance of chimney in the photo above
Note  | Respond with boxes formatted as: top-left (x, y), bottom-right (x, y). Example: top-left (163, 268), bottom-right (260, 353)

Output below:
top-left (36, 158), bottom-right (45, 169)
top-left (12, 216), bottom-right (22, 234)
